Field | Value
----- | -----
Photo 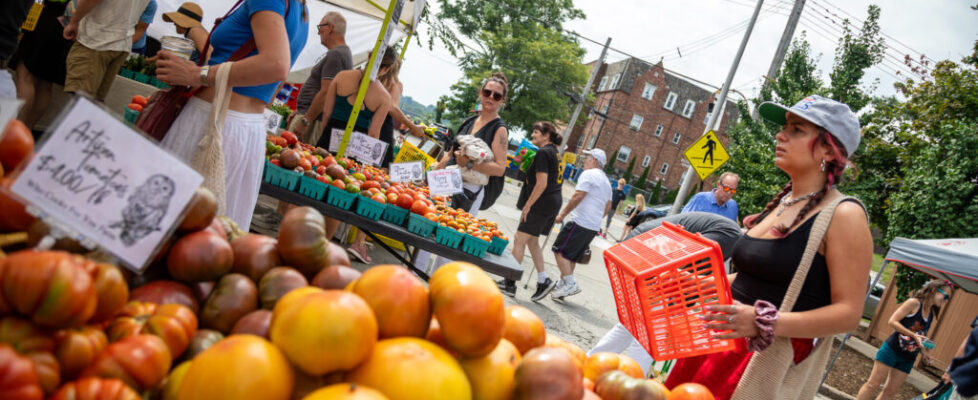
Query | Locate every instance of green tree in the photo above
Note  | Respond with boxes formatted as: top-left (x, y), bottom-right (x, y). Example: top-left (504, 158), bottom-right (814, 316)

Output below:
top-left (425, 0), bottom-right (589, 130)
top-left (663, 188), bottom-right (678, 205)
top-left (604, 150), bottom-right (618, 174)
top-left (623, 157), bottom-right (636, 182)
top-left (635, 165), bottom-right (650, 189)
top-left (435, 99), bottom-right (447, 124)
top-left (828, 5), bottom-right (886, 113)
top-left (650, 180), bottom-right (663, 204)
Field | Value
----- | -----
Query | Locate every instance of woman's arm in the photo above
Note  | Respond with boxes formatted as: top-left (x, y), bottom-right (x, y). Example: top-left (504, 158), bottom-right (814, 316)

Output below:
top-left (520, 171), bottom-right (548, 222)
top-left (367, 95), bottom-right (391, 139)
top-left (467, 126), bottom-right (508, 176)
top-left (708, 201), bottom-right (873, 339)
top-left (321, 79), bottom-right (338, 128)
top-left (887, 299), bottom-right (924, 338)
top-left (188, 26), bottom-right (209, 54)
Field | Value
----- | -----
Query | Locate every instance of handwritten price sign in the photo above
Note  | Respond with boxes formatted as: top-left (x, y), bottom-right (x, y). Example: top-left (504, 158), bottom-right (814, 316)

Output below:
top-left (389, 161), bottom-right (424, 182)
top-left (328, 128), bottom-right (388, 166)
top-left (10, 97), bottom-right (202, 271)
top-left (426, 167), bottom-right (464, 196)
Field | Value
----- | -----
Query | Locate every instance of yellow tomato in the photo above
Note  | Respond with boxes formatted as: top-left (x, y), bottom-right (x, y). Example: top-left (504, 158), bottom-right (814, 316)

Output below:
top-left (178, 335), bottom-right (293, 400)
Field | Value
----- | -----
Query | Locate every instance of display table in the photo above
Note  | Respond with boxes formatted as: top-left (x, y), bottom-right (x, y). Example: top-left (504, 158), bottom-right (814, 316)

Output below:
top-left (259, 183), bottom-right (524, 281)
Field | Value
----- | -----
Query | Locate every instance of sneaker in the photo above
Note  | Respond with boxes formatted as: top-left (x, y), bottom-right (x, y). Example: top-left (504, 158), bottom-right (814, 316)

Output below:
top-left (551, 281), bottom-right (582, 300)
top-left (530, 278), bottom-right (557, 302)
top-left (496, 279), bottom-right (516, 297)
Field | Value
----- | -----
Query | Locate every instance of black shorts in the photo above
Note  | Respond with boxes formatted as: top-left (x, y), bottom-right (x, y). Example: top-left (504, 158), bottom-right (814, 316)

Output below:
top-left (551, 222), bottom-right (598, 263)
top-left (517, 193), bottom-right (561, 237)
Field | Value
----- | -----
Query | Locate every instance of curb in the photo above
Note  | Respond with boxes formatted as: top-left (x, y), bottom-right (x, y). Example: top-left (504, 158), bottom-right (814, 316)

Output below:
top-left (819, 384), bottom-right (856, 400)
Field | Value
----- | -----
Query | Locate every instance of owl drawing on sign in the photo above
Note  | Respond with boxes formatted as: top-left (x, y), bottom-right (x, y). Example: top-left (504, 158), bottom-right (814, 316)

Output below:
top-left (110, 174), bottom-right (175, 247)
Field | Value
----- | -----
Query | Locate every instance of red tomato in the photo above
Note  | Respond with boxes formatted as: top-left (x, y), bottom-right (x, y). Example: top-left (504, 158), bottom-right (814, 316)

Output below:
top-left (131, 95), bottom-right (148, 107)
top-left (280, 131), bottom-right (298, 146)
top-left (299, 159), bottom-right (312, 172)
top-left (80, 335), bottom-right (171, 392)
top-left (270, 159), bottom-right (281, 167)
top-left (386, 192), bottom-right (398, 204)
top-left (396, 194), bottom-right (414, 210)
top-left (370, 193), bottom-right (386, 204)
top-left (331, 180), bottom-right (346, 190)
top-left (410, 200), bottom-right (431, 215)
top-left (126, 104), bottom-right (143, 112)
top-left (668, 383), bottom-right (714, 400)
top-left (0, 119), bottom-right (35, 172)
top-left (0, 344), bottom-right (43, 400)
top-left (316, 166), bottom-right (326, 175)
top-left (49, 377), bottom-right (140, 400)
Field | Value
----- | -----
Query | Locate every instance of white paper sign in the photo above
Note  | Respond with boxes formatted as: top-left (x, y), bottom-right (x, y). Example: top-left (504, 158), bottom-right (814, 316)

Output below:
top-left (346, 132), bottom-right (388, 166)
top-left (369, 0), bottom-right (406, 81)
top-left (329, 128), bottom-right (387, 166)
top-left (426, 168), bottom-right (464, 196)
top-left (10, 97), bottom-right (203, 271)
top-left (389, 161), bottom-right (424, 182)
top-left (263, 109), bottom-right (282, 133)
top-left (0, 98), bottom-right (24, 138)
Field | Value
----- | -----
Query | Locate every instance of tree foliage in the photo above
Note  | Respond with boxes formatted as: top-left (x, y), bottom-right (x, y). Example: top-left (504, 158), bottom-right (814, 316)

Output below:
top-left (635, 165), bottom-right (650, 189)
top-left (604, 149), bottom-right (618, 174)
top-left (828, 5), bottom-right (886, 112)
top-left (623, 157), bottom-right (636, 182)
top-left (651, 180), bottom-right (663, 204)
top-left (426, 0), bottom-right (589, 131)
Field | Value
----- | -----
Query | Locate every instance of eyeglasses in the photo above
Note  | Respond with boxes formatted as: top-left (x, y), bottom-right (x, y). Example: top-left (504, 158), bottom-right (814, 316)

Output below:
top-left (481, 89), bottom-right (503, 101)
top-left (719, 184), bottom-right (737, 194)
top-left (317, 22), bottom-right (331, 29)
top-left (937, 288), bottom-right (949, 301)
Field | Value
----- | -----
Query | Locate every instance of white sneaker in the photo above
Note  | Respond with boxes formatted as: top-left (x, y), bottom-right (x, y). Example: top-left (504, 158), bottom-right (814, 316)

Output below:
top-left (551, 281), bottom-right (581, 300)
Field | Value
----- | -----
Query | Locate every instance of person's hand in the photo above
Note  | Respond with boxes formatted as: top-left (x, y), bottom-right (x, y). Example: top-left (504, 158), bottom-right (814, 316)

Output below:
top-left (455, 151), bottom-right (471, 167)
top-left (702, 301), bottom-right (760, 340)
top-left (155, 50), bottom-right (201, 87)
top-left (520, 208), bottom-right (529, 223)
top-left (286, 112), bottom-right (296, 126)
top-left (408, 124), bottom-right (425, 138)
top-left (915, 333), bottom-right (929, 347)
top-left (293, 120), bottom-right (307, 136)
top-left (555, 213), bottom-right (564, 224)
top-left (942, 371), bottom-right (952, 383)
top-left (921, 351), bottom-right (932, 366)
top-left (63, 21), bottom-right (79, 40)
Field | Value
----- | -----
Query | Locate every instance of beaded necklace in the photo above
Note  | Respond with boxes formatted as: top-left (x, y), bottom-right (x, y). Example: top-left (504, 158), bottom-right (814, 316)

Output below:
top-left (776, 190), bottom-right (820, 216)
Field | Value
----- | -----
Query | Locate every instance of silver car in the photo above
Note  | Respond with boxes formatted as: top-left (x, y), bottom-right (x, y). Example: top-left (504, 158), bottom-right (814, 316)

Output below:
top-left (863, 272), bottom-right (887, 320)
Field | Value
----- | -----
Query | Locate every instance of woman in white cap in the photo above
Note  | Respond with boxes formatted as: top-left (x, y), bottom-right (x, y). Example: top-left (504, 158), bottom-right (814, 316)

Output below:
top-left (664, 95), bottom-right (873, 399)
top-left (161, 2), bottom-right (207, 62)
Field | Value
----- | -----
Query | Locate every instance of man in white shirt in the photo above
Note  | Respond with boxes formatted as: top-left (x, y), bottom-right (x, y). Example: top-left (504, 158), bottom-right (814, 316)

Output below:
top-left (64, 0), bottom-right (151, 101)
top-left (550, 148), bottom-right (613, 300)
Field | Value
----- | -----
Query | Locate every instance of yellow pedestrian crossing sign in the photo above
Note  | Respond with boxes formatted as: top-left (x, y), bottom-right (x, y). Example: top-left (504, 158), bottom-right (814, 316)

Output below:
top-left (683, 130), bottom-right (730, 181)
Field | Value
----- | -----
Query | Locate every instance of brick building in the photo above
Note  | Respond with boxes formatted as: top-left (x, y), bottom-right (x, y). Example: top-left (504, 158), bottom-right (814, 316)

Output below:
top-left (566, 58), bottom-right (739, 194)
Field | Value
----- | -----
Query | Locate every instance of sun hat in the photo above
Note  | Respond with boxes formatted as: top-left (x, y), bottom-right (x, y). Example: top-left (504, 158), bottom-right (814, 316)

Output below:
top-left (758, 95), bottom-right (861, 156)
top-left (163, 2), bottom-right (204, 29)
top-left (583, 148), bottom-right (607, 166)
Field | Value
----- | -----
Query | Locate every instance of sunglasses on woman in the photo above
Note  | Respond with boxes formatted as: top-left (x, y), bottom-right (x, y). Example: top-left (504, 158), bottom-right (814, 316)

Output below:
top-left (482, 89), bottom-right (503, 101)
top-left (937, 288), bottom-right (949, 301)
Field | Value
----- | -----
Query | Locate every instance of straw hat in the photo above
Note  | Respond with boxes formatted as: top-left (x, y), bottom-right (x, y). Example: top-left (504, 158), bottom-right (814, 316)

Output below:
top-left (162, 2), bottom-right (204, 29)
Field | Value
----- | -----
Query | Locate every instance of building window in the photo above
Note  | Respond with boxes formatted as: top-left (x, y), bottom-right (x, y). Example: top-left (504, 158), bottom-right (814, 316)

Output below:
top-left (598, 76), bottom-right (608, 91)
top-left (682, 100), bottom-right (696, 118)
top-left (703, 110), bottom-right (712, 126)
top-left (642, 155), bottom-right (651, 168)
top-left (654, 124), bottom-right (663, 137)
top-left (602, 104), bottom-right (609, 113)
top-left (618, 146), bottom-right (631, 162)
top-left (609, 74), bottom-right (621, 90)
top-left (629, 114), bottom-right (643, 131)
top-left (577, 135), bottom-right (585, 147)
top-left (659, 163), bottom-right (669, 175)
top-left (672, 132), bottom-right (681, 145)
top-left (641, 83), bottom-right (657, 100)
top-left (664, 92), bottom-right (678, 110)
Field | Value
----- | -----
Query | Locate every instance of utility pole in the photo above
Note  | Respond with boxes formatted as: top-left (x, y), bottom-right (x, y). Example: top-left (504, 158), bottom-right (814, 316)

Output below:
top-left (751, 0), bottom-right (806, 120)
top-left (669, 0), bottom-right (765, 216)
top-left (564, 37), bottom-right (611, 153)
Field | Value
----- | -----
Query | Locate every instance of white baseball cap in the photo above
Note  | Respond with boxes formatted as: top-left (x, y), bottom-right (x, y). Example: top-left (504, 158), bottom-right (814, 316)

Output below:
top-left (583, 148), bottom-right (607, 166)
top-left (758, 95), bottom-right (862, 156)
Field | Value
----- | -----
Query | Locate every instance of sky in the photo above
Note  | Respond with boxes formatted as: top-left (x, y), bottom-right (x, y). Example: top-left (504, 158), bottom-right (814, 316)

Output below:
top-left (396, 0), bottom-right (977, 109)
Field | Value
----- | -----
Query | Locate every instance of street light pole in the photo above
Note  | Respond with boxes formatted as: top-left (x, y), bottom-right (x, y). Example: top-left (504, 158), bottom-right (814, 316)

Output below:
top-left (669, 0), bottom-right (765, 216)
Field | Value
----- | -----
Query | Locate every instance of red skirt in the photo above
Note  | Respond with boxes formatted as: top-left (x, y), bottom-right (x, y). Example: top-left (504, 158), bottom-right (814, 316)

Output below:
top-left (664, 338), bottom-right (815, 400)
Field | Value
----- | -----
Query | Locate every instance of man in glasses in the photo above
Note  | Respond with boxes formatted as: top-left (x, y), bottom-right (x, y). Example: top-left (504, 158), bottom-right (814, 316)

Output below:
top-left (288, 11), bottom-right (352, 145)
top-left (681, 171), bottom-right (740, 223)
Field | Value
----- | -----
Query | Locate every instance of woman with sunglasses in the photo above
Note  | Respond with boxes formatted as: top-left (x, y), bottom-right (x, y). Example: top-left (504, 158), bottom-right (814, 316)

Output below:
top-left (664, 95), bottom-right (873, 399)
top-left (857, 280), bottom-right (952, 400)
top-left (414, 72), bottom-right (511, 273)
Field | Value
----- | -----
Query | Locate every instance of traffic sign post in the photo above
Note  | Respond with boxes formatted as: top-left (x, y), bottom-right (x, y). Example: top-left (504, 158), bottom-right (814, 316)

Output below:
top-left (682, 130), bottom-right (730, 181)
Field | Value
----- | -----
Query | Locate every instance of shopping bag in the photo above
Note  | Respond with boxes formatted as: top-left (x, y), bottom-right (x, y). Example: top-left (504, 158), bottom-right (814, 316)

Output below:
top-left (910, 382), bottom-right (954, 400)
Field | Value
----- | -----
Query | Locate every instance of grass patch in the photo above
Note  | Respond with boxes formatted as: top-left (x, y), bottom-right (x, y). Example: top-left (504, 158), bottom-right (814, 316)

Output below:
top-left (870, 253), bottom-right (894, 285)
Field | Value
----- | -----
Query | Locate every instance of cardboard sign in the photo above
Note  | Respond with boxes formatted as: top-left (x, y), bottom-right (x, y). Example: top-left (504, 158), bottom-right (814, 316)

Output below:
top-left (0, 98), bottom-right (23, 138)
top-left (389, 161), bottom-right (424, 182)
top-left (369, 0), bottom-right (407, 81)
top-left (394, 140), bottom-right (436, 170)
top-left (345, 132), bottom-right (388, 166)
top-left (10, 96), bottom-right (203, 271)
top-left (263, 109), bottom-right (282, 133)
top-left (426, 167), bottom-right (464, 196)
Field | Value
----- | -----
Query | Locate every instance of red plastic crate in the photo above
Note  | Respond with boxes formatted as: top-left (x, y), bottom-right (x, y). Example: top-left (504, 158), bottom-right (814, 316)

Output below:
top-left (603, 221), bottom-right (736, 360)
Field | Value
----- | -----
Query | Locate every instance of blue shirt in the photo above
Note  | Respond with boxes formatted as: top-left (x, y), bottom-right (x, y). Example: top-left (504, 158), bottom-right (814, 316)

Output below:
top-left (681, 190), bottom-right (739, 222)
top-left (132, 0), bottom-right (157, 51)
top-left (208, 0), bottom-right (309, 103)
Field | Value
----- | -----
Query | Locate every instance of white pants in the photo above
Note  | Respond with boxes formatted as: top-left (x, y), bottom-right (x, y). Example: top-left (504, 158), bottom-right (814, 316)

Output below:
top-left (588, 322), bottom-right (655, 377)
top-left (415, 183), bottom-right (484, 273)
top-left (0, 69), bottom-right (16, 99)
top-left (161, 97), bottom-right (266, 230)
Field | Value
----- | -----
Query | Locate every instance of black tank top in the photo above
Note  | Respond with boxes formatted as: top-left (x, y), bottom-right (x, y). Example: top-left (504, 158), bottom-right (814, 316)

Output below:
top-left (728, 201), bottom-right (863, 312)
top-left (884, 302), bottom-right (932, 360)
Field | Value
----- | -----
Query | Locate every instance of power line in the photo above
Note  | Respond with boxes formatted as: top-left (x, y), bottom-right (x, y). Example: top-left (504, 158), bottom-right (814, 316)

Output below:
top-left (797, 18), bottom-right (905, 81)
top-left (802, 6), bottom-right (921, 75)
top-left (810, 0), bottom-right (933, 64)
top-left (799, 11), bottom-right (918, 78)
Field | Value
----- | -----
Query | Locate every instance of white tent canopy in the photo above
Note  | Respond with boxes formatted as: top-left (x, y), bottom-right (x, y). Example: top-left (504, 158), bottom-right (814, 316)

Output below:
top-left (145, 0), bottom-right (406, 74)
top-left (884, 237), bottom-right (978, 294)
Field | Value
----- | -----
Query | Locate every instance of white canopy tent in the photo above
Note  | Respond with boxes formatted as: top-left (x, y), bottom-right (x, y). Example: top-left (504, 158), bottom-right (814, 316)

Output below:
top-left (144, 0), bottom-right (410, 78)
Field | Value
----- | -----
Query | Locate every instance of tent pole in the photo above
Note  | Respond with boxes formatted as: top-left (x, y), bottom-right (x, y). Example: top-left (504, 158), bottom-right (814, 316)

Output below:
top-left (338, 0), bottom-right (403, 157)
top-left (399, 30), bottom-right (412, 60)
top-left (818, 260), bottom-right (892, 391)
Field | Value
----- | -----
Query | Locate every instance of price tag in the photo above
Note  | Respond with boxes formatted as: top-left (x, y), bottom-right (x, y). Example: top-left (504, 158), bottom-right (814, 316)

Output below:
top-left (0, 98), bottom-right (24, 138)
top-left (389, 161), bottom-right (424, 182)
top-left (263, 109), bottom-right (282, 133)
top-left (328, 128), bottom-right (343, 153)
top-left (426, 167), bottom-right (464, 196)
top-left (345, 132), bottom-right (388, 166)
top-left (10, 96), bottom-right (203, 272)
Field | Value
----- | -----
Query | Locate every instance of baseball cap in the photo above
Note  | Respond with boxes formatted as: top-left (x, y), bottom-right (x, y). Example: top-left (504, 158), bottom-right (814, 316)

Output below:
top-left (758, 95), bottom-right (861, 156)
top-left (163, 2), bottom-right (204, 29)
top-left (583, 149), bottom-right (607, 166)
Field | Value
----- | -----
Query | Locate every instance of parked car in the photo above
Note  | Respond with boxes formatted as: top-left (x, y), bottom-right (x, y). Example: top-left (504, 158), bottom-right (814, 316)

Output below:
top-left (863, 272), bottom-right (886, 320)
